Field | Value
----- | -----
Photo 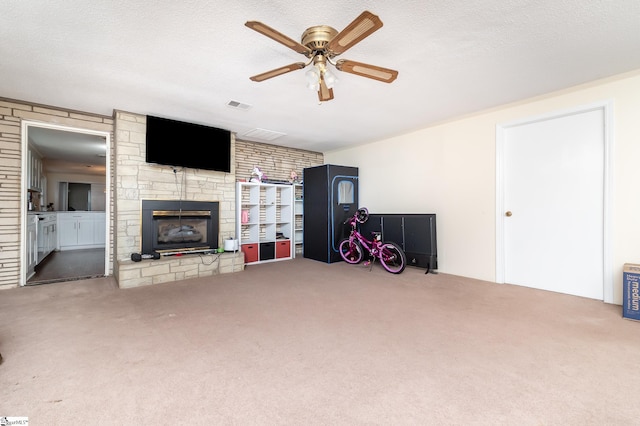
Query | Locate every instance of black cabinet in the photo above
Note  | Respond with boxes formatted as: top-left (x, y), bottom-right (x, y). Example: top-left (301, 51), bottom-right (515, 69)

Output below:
top-left (360, 214), bottom-right (437, 272)
top-left (303, 164), bottom-right (358, 263)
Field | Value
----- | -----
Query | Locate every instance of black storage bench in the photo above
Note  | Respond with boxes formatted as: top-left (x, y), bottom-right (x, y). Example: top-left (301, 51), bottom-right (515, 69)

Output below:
top-left (359, 213), bottom-right (437, 273)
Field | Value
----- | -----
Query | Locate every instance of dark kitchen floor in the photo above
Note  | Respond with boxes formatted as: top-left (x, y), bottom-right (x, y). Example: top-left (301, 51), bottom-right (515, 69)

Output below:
top-left (27, 248), bottom-right (105, 285)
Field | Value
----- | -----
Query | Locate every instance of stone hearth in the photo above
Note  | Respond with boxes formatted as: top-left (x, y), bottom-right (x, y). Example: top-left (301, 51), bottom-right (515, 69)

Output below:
top-left (117, 250), bottom-right (244, 289)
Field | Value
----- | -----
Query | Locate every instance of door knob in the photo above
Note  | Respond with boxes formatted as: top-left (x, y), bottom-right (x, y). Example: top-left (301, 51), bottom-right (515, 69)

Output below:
top-left (505, 211), bottom-right (512, 217)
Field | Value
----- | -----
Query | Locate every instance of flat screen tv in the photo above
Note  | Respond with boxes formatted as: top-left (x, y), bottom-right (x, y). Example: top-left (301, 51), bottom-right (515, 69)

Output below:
top-left (145, 115), bottom-right (231, 173)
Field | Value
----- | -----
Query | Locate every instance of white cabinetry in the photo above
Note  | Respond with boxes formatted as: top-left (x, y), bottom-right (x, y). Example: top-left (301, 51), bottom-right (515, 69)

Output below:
top-left (58, 212), bottom-right (106, 250)
top-left (26, 214), bottom-right (38, 279)
top-left (37, 213), bottom-right (57, 263)
top-left (27, 147), bottom-right (44, 192)
top-left (94, 217), bottom-right (106, 245)
top-left (236, 182), bottom-right (293, 264)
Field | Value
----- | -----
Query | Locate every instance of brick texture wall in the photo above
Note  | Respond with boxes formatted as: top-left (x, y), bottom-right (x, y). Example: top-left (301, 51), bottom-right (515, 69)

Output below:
top-left (235, 139), bottom-right (323, 183)
top-left (0, 99), bottom-right (323, 289)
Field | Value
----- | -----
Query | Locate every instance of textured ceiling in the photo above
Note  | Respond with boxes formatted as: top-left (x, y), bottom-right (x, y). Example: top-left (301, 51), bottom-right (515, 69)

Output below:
top-left (3, 0), bottom-right (640, 155)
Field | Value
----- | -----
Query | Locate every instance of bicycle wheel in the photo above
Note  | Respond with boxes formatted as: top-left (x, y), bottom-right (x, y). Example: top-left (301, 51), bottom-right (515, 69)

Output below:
top-left (339, 239), bottom-right (364, 264)
top-left (379, 242), bottom-right (406, 274)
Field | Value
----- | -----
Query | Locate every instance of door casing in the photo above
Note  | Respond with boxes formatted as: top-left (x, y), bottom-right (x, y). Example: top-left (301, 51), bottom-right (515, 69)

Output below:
top-left (20, 120), bottom-right (111, 286)
top-left (495, 101), bottom-right (613, 303)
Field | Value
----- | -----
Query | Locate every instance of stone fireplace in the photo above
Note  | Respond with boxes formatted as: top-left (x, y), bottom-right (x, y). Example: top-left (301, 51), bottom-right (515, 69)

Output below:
top-left (113, 110), bottom-right (322, 289)
top-left (141, 200), bottom-right (219, 254)
top-left (117, 196), bottom-right (241, 288)
top-left (113, 111), bottom-right (244, 288)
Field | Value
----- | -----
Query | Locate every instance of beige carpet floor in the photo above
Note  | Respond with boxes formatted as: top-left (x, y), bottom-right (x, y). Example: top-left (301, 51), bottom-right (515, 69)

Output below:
top-left (1, 257), bottom-right (638, 425)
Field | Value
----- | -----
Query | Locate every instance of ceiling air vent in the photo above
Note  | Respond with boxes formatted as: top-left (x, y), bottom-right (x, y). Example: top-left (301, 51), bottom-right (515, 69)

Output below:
top-left (242, 128), bottom-right (286, 142)
top-left (227, 100), bottom-right (252, 111)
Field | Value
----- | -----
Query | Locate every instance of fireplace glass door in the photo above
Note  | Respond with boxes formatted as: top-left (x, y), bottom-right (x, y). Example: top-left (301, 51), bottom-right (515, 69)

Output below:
top-left (141, 200), bottom-right (219, 254)
top-left (153, 211), bottom-right (209, 252)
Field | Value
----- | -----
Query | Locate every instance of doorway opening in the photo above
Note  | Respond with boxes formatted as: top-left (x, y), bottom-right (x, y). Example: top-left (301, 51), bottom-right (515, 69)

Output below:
top-left (20, 121), bottom-right (111, 286)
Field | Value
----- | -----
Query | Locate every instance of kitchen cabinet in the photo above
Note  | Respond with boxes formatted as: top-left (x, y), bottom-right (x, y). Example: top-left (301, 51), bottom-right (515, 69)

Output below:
top-left (94, 217), bottom-right (106, 245)
top-left (27, 147), bottom-right (44, 192)
top-left (57, 212), bottom-right (106, 250)
top-left (26, 214), bottom-right (38, 279)
top-left (37, 212), bottom-right (57, 263)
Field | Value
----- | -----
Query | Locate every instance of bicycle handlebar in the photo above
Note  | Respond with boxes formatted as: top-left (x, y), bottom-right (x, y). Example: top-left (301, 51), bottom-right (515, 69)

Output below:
top-left (344, 207), bottom-right (368, 226)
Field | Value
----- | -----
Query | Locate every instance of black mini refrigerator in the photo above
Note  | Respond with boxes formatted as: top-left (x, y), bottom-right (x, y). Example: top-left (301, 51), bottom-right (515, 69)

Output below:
top-left (303, 164), bottom-right (358, 263)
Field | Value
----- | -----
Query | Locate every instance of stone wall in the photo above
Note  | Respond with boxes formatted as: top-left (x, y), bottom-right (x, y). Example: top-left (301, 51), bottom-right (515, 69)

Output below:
top-left (113, 111), bottom-right (323, 288)
top-left (113, 111), bottom-right (238, 286)
top-left (0, 99), bottom-right (323, 289)
top-left (0, 98), bottom-right (114, 289)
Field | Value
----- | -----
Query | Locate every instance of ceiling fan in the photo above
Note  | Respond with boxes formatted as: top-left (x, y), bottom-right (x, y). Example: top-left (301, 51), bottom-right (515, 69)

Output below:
top-left (245, 10), bottom-right (399, 102)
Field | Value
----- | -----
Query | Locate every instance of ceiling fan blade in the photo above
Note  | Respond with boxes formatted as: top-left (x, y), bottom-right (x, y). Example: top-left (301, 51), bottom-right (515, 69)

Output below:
top-left (326, 11), bottom-right (383, 55)
top-left (245, 21), bottom-right (312, 55)
top-left (318, 76), bottom-right (334, 102)
top-left (335, 59), bottom-right (398, 83)
top-left (249, 62), bottom-right (306, 82)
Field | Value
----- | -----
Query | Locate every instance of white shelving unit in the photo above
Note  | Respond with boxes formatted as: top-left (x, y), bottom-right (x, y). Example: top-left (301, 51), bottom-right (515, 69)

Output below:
top-left (293, 183), bottom-right (303, 257)
top-left (236, 182), bottom-right (294, 264)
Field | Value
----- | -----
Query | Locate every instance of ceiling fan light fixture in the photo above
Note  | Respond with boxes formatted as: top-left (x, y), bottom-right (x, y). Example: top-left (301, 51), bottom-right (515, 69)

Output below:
top-left (246, 10), bottom-right (397, 101)
top-left (323, 69), bottom-right (337, 89)
top-left (305, 66), bottom-right (321, 91)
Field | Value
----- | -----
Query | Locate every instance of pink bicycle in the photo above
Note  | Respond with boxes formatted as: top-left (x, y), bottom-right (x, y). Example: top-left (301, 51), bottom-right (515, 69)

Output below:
top-left (338, 207), bottom-right (407, 274)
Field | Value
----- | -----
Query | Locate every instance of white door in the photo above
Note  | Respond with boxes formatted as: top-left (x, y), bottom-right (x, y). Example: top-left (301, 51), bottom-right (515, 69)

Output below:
top-left (499, 107), bottom-right (607, 300)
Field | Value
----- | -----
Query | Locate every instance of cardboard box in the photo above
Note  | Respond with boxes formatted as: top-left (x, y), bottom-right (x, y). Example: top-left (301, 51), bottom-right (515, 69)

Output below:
top-left (623, 263), bottom-right (640, 321)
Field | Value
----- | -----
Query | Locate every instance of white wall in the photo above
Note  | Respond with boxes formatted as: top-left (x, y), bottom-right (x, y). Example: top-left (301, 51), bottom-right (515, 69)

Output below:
top-left (46, 172), bottom-right (106, 211)
top-left (325, 70), bottom-right (640, 304)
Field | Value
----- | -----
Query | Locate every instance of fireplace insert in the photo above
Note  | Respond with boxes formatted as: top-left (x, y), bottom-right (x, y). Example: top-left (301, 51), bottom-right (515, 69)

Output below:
top-left (141, 200), bottom-right (219, 254)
